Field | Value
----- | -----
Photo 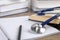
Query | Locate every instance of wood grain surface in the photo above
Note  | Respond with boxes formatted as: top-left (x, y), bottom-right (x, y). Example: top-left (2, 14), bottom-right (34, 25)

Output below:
top-left (29, 14), bottom-right (60, 24)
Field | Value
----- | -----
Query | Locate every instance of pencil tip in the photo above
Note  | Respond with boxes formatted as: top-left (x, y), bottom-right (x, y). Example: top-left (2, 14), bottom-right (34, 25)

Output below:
top-left (20, 25), bottom-right (22, 27)
top-left (8, 39), bottom-right (10, 40)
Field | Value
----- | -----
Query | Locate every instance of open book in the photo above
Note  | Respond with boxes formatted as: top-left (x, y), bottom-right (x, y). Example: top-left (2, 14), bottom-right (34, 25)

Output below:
top-left (0, 16), bottom-right (60, 40)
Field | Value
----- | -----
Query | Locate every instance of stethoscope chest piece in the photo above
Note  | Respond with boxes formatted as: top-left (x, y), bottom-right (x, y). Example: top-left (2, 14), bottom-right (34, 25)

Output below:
top-left (31, 23), bottom-right (46, 34)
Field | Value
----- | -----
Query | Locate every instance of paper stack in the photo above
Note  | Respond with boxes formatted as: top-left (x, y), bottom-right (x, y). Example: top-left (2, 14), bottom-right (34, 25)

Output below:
top-left (32, 0), bottom-right (60, 13)
top-left (0, 0), bottom-right (30, 16)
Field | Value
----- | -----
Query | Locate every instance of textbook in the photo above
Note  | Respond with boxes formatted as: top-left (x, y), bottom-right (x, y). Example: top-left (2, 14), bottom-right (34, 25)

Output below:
top-left (0, 0), bottom-right (30, 16)
top-left (32, 0), bottom-right (60, 13)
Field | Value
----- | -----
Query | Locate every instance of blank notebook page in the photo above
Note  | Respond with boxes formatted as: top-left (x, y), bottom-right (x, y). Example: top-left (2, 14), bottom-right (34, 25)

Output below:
top-left (0, 28), bottom-right (8, 40)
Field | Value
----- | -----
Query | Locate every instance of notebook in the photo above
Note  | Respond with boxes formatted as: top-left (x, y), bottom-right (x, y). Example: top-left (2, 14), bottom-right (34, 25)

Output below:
top-left (0, 16), bottom-right (60, 40)
top-left (0, 28), bottom-right (8, 40)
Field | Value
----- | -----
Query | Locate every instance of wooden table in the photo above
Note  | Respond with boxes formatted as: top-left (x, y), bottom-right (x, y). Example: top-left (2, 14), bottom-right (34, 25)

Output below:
top-left (0, 12), bottom-right (60, 40)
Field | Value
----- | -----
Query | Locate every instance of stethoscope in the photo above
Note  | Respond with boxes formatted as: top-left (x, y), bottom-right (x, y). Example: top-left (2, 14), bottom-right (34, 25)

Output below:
top-left (35, 6), bottom-right (60, 15)
top-left (31, 6), bottom-right (60, 34)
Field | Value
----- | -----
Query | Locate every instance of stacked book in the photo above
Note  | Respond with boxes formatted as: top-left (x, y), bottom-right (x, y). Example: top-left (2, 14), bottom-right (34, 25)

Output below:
top-left (32, 0), bottom-right (60, 14)
top-left (0, 0), bottom-right (30, 16)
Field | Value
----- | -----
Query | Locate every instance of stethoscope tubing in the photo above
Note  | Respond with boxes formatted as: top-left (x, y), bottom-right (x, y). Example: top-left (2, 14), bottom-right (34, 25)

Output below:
top-left (41, 14), bottom-right (60, 27)
top-left (36, 6), bottom-right (60, 15)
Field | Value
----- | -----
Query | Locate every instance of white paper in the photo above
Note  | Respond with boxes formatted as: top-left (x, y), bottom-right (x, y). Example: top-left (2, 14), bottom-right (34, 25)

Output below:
top-left (0, 1), bottom-right (29, 12)
top-left (33, 1), bottom-right (60, 8)
top-left (0, 0), bottom-right (29, 6)
top-left (0, 28), bottom-right (8, 40)
top-left (0, 16), bottom-right (59, 40)
top-left (0, 8), bottom-right (28, 17)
